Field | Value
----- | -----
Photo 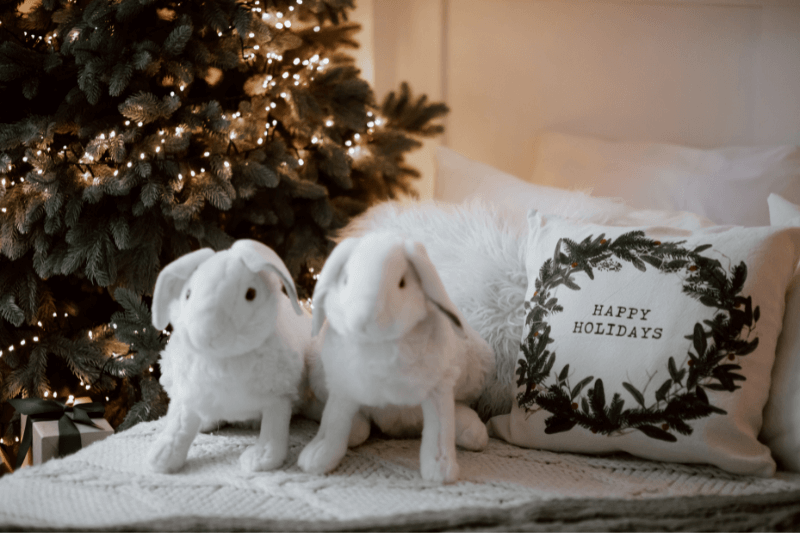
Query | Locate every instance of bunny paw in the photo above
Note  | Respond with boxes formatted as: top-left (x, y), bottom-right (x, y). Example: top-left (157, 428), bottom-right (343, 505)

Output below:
top-left (147, 438), bottom-right (187, 473)
top-left (297, 437), bottom-right (346, 475)
top-left (420, 451), bottom-right (459, 484)
top-left (455, 418), bottom-right (488, 451)
top-left (239, 443), bottom-right (286, 472)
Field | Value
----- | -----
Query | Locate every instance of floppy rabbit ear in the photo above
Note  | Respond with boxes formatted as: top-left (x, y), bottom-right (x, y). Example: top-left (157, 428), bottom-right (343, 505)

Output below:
top-left (233, 240), bottom-right (303, 316)
top-left (311, 237), bottom-right (360, 336)
top-left (404, 241), bottom-right (467, 339)
top-left (152, 248), bottom-right (216, 330)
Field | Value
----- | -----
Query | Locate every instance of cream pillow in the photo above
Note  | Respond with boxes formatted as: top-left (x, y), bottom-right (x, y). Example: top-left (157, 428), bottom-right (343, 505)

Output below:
top-left (488, 211), bottom-right (800, 476)
top-left (530, 132), bottom-right (800, 227)
top-left (435, 146), bottom-right (714, 231)
top-left (760, 194), bottom-right (800, 472)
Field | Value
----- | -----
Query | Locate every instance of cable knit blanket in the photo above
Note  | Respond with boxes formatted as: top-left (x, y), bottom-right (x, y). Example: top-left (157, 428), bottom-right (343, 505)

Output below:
top-left (1, 417), bottom-right (800, 531)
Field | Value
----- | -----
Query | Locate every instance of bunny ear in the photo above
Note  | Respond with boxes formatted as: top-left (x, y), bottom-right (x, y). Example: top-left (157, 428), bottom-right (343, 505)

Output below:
top-left (233, 240), bottom-right (303, 316)
top-left (152, 248), bottom-right (216, 330)
top-left (404, 241), bottom-right (467, 339)
top-left (311, 237), bottom-right (360, 336)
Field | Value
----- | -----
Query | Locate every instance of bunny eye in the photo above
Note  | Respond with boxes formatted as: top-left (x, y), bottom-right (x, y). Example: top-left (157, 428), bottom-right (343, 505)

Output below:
top-left (245, 288), bottom-right (257, 301)
top-left (399, 277), bottom-right (405, 289)
top-left (185, 289), bottom-right (191, 300)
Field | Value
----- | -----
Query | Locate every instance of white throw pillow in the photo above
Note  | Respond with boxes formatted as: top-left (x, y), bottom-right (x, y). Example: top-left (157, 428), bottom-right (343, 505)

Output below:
top-left (530, 131), bottom-right (800, 227)
top-left (760, 194), bottom-right (800, 472)
top-left (488, 211), bottom-right (800, 476)
top-left (435, 146), bottom-right (714, 231)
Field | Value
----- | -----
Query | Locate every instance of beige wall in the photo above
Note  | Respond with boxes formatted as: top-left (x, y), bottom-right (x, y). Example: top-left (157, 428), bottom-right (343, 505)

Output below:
top-left (358, 0), bottom-right (800, 198)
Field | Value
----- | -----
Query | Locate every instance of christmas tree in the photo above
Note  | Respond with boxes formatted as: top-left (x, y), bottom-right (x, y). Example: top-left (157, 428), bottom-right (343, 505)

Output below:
top-left (0, 0), bottom-right (447, 455)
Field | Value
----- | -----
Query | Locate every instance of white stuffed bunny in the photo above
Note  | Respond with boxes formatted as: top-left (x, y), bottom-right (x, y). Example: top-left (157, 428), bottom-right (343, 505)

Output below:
top-left (297, 232), bottom-right (494, 483)
top-left (147, 239), bottom-right (310, 473)
top-left (336, 200), bottom-right (528, 421)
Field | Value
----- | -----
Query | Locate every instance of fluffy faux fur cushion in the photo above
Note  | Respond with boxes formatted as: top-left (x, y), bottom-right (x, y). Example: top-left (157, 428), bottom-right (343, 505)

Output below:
top-left (338, 200), bottom-right (528, 420)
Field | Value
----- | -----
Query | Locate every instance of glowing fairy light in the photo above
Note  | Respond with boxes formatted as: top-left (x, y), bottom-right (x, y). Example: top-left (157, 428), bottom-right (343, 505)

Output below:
top-left (127, 162), bottom-right (132, 167)
top-left (311, 136), bottom-right (319, 144)
top-left (249, 32), bottom-right (255, 38)
top-left (277, 11), bottom-right (283, 18)
top-left (284, 21), bottom-right (291, 28)
top-left (325, 120), bottom-right (333, 127)
top-left (314, 26), bottom-right (320, 32)
top-left (113, 170), bottom-right (119, 176)
top-left (20, 340), bottom-right (25, 346)
top-left (276, 22), bottom-right (283, 29)
top-left (178, 173), bottom-right (183, 180)
top-left (224, 161), bottom-right (230, 168)
top-left (298, 159), bottom-right (304, 166)
top-left (203, 151), bottom-right (210, 157)
top-left (345, 140), bottom-right (352, 146)
top-left (190, 170), bottom-right (196, 177)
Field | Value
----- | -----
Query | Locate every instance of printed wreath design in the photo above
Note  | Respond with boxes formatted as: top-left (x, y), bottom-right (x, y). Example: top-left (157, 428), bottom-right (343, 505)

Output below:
top-left (516, 231), bottom-right (760, 442)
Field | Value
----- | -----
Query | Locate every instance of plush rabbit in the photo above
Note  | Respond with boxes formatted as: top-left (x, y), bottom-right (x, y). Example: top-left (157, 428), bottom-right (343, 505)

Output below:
top-left (297, 232), bottom-right (494, 483)
top-left (147, 239), bottom-right (310, 473)
top-left (336, 200), bottom-right (529, 422)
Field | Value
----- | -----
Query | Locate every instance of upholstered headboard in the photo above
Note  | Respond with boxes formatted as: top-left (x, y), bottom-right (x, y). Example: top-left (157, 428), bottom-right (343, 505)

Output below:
top-left (363, 0), bottom-right (800, 199)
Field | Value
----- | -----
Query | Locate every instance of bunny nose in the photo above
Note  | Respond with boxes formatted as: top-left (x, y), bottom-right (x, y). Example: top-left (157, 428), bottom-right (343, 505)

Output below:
top-left (347, 299), bottom-right (390, 335)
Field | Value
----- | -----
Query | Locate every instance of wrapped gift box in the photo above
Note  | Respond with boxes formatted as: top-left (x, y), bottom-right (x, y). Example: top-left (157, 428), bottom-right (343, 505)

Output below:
top-left (19, 398), bottom-right (113, 467)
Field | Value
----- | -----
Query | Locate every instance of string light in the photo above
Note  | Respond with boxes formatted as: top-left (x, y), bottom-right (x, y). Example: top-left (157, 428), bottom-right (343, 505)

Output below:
top-left (314, 26), bottom-right (320, 32)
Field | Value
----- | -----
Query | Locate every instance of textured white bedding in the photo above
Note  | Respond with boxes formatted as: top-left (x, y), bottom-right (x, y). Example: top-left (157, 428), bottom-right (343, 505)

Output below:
top-left (1, 416), bottom-right (799, 530)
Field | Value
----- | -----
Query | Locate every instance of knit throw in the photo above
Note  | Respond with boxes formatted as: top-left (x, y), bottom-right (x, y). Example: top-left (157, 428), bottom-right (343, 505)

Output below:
top-left (1, 417), bottom-right (799, 531)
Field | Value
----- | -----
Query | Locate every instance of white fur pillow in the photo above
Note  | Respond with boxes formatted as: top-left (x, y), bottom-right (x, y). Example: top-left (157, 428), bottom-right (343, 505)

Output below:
top-left (488, 211), bottom-right (800, 476)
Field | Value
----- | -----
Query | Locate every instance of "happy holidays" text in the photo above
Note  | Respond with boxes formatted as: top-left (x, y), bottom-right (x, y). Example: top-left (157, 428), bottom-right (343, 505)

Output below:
top-left (572, 304), bottom-right (663, 339)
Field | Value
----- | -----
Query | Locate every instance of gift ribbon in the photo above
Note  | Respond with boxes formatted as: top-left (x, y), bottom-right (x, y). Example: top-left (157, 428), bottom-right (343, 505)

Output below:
top-left (8, 398), bottom-right (105, 470)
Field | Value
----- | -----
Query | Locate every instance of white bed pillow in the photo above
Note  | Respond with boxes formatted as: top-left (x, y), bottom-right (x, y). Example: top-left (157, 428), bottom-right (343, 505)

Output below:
top-left (488, 211), bottom-right (800, 476)
top-left (530, 132), bottom-right (800, 227)
top-left (760, 194), bottom-right (800, 472)
top-left (435, 146), bottom-right (714, 231)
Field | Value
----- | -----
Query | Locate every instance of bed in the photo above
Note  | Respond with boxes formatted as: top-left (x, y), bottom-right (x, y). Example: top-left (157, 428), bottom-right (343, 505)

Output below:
top-left (3, 0), bottom-right (800, 530)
